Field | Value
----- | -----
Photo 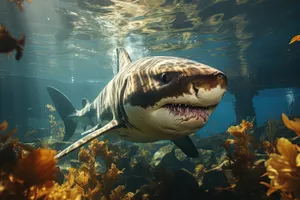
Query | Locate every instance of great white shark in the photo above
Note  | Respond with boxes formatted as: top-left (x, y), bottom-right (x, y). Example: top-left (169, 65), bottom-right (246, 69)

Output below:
top-left (47, 48), bottom-right (227, 159)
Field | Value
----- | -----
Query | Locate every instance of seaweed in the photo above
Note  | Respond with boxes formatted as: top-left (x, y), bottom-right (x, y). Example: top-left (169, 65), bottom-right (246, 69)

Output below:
top-left (4, 110), bottom-right (300, 200)
top-left (265, 118), bottom-right (280, 144)
top-left (74, 139), bottom-right (127, 199)
top-left (45, 104), bottom-right (65, 141)
top-left (25, 104), bottom-right (66, 149)
top-left (0, 120), bottom-right (59, 200)
top-left (220, 120), bottom-right (272, 199)
top-left (0, 121), bottom-right (134, 200)
top-left (261, 113), bottom-right (300, 200)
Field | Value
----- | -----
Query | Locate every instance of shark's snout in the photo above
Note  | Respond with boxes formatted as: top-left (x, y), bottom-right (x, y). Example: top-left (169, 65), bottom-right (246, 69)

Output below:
top-left (191, 71), bottom-right (227, 95)
top-left (183, 71), bottom-right (227, 108)
top-left (215, 72), bottom-right (227, 86)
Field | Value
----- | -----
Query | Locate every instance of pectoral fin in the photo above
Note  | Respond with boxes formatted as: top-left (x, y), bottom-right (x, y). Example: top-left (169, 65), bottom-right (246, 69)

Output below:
top-left (55, 120), bottom-right (120, 159)
top-left (81, 124), bottom-right (100, 135)
top-left (171, 136), bottom-right (199, 158)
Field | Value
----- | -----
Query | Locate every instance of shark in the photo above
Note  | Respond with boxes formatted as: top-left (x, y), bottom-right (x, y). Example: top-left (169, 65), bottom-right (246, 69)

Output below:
top-left (47, 48), bottom-right (227, 159)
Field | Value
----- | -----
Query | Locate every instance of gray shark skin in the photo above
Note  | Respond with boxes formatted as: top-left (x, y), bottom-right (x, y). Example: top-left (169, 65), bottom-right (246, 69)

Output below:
top-left (47, 48), bottom-right (227, 159)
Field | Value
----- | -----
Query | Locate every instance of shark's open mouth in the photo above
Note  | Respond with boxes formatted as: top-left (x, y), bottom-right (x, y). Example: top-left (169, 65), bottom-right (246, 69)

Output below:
top-left (163, 104), bottom-right (216, 121)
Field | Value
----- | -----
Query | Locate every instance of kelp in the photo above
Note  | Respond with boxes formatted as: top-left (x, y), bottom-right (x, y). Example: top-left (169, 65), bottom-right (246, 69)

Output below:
top-left (0, 121), bottom-right (134, 200)
top-left (0, 120), bottom-right (58, 200)
top-left (220, 120), bottom-right (272, 199)
top-left (261, 113), bottom-right (300, 200)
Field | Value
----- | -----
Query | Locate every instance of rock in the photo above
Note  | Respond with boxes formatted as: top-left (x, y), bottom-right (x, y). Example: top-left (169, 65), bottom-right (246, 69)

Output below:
top-left (116, 161), bottom-right (152, 193)
top-left (159, 169), bottom-right (201, 200)
top-left (215, 150), bottom-right (228, 165)
top-left (131, 161), bottom-right (152, 178)
top-left (150, 145), bottom-right (175, 168)
top-left (174, 149), bottom-right (195, 171)
top-left (150, 145), bottom-right (194, 171)
top-left (149, 141), bottom-right (171, 152)
top-left (193, 149), bottom-right (217, 169)
top-left (174, 148), bottom-right (188, 162)
top-left (108, 141), bottom-right (139, 157)
top-left (132, 147), bottom-right (153, 164)
top-left (116, 157), bottom-right (131, 175)
top-left (192, 133), bottom-right (230, 150)
top-left (135, 168), bottom-right (201, 200)
top-left (124, 175), bottom-right (150, 194)
top-left (201, 168), bottom-right (230, 190)
top-left (128, 145), bottom-right (140, 157)
top-left (151, 144), bottom-right (223, 171)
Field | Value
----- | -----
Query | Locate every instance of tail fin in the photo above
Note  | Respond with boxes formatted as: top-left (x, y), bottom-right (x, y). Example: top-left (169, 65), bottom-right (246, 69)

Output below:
top-left (15, 46), bottom-right (23, 61)
top-left (47, 86), bottom-right (78, 141)
top-left (15, 34), bottom-right (25, 61)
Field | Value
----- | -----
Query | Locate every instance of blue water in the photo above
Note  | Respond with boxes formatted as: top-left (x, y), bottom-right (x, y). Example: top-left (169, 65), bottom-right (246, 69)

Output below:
top-left (0, 0), bottom-right (300, 139)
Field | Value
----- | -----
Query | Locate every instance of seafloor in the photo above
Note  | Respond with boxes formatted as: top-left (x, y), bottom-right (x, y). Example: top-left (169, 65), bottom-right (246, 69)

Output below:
top-left (1, 109), bottom-right (300, 200)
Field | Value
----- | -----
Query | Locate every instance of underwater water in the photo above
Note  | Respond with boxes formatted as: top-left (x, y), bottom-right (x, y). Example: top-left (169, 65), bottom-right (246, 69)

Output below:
top-left (0, 0), bottom-right (300, 136)
top-left (1, 0), bottom-right (300, 200)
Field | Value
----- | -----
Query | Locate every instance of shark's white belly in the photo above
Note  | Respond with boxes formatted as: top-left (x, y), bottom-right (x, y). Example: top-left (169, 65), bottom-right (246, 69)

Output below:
top-left (112, 127), bottom-right (175, 143)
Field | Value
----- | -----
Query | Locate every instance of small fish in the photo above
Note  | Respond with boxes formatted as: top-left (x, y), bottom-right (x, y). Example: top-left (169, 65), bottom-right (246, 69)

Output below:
top-left (9, 0), bottom-right (32, 12)
top-left (0, 25), bottom-right (25, 61)
top-left (289, 35), bottom-right (300, 44)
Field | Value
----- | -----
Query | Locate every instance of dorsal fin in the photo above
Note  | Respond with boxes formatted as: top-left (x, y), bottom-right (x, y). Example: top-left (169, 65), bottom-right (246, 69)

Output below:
top-left (116, 48), bottom-right (132, 72)
top-left (82, 98), bottom-right (90, 108)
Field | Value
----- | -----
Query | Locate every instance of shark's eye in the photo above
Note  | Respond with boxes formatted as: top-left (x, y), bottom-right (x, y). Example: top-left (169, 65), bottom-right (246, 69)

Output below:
top-left (161, 73), bottom-right (169, 83)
